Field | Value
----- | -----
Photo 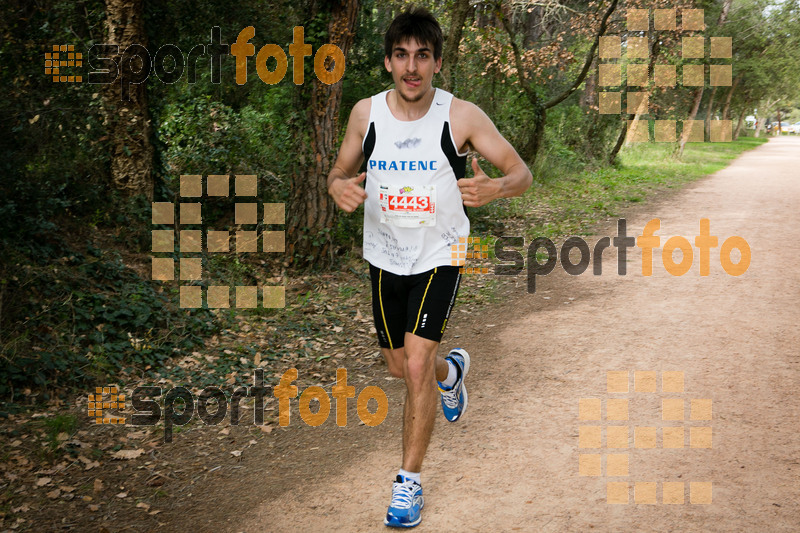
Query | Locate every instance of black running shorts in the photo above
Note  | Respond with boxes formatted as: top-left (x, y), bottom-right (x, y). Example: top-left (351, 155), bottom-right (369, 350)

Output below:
top-left (369, 264), bottom-right (461, 349)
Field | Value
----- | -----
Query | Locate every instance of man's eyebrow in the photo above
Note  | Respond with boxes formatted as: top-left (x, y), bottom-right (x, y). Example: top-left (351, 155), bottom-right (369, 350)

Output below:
top-left (393, 46), bottom-right (432, 53)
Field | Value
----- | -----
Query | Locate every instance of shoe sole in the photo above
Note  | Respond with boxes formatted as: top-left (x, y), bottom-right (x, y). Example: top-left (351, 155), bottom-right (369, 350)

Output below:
top-left (384, 497), bottom-right (423, 528)
top-left (447, 348), bottom-right (470, 421)
top-left (384, 515), bottom-right (422, 528)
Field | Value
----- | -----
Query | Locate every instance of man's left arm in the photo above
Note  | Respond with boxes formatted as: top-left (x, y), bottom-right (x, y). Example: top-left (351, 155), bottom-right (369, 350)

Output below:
top-left (456, 102), bottom-right (533, 207)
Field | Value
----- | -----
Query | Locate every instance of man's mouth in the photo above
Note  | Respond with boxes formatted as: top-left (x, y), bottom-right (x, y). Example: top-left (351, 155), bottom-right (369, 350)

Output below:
top-left (403, 76), bottom-right (421, 88)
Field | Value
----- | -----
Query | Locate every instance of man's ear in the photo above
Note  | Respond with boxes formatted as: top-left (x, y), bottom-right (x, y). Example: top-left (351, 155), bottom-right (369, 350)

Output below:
top-left (385, 55), bottom-right (392, 72)
top-left (435, 56), bottom-right (442, 73)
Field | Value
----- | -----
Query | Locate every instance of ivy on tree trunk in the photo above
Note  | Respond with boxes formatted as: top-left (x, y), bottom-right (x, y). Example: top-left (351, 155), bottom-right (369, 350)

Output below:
top-left (287, 0), bottom-right (358, 267)
top-left (102, 0), bottom-right (154, 201)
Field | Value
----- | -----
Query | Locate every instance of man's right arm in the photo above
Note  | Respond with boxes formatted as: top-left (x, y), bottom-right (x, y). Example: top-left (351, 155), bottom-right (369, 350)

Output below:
top-left (328, 98), bottom-right (371, 213)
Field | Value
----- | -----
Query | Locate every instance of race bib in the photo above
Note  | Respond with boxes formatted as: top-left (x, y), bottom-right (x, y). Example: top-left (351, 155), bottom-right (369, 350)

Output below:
top-left (379, 184), bottom-right (436, 227)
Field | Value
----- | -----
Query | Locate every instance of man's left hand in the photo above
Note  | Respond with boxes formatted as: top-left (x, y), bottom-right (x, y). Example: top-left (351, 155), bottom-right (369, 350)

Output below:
top-left (458, 157), bottom-right (502, 207)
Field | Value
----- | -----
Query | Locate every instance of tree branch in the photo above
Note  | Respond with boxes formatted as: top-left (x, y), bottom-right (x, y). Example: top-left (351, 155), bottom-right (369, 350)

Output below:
top-left (496, 2), bottom-right (538, 104)
top-left (543, 0), bottom-right (619, 109)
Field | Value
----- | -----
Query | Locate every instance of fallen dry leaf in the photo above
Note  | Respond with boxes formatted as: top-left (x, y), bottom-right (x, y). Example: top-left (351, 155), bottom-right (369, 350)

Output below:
top-left (136, 502), bottom-right (150, 511)
top-left (93, 479), bottom-right (104, 493)
top-left (79, 457), bottom-right (101, 470)
top-left (116, 492), bottom-right (128, 498)
top-left (46, 489), bottom-right (61, 499)
top-left (36, 477), bottom-right (52, 487)
top-left (112, 448), bottom-right (144, 460)
top-left (230, 450), bottom-right (242, 457)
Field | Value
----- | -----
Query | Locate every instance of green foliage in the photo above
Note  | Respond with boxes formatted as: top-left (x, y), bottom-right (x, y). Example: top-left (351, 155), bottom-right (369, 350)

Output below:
top-left (43, 414), bottom-right (77, 450)
top-left (0, 1), bottom-right (110, 258)
top-left (496, 136), bottom-right (769, 243)
top-left (155, 92), bottom-right (291, 191)
top-left (0, 247), bottom-right (216, 401)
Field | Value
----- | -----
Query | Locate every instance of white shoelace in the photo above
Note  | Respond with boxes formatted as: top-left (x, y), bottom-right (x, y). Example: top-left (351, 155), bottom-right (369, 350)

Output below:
top-left (390, 480), bottom-right (419, 509)
top-left (441, 386), bottom-right (460, 409)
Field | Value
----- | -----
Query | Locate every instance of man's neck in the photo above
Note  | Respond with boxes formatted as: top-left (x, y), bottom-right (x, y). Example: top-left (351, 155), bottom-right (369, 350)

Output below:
top-left (387, 87), bottom-right (436, 121)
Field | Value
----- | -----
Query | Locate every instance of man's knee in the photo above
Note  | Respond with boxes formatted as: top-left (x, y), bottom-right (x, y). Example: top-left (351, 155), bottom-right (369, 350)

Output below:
top-left (403, 337), bottom-right (438, 387)
top-left (383, 347), bottom-right (405, 378)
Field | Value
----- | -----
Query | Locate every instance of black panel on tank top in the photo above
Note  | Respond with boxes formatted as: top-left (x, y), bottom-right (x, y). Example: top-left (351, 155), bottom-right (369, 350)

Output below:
top-left (361, 122), bottom-right (377, 175)
top-left (440, 121), bottom-right (467, 179)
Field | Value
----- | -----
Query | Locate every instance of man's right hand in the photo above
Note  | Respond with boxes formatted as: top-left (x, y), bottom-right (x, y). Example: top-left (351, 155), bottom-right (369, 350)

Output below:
top-left (329, 172), bottom-right (367, 213)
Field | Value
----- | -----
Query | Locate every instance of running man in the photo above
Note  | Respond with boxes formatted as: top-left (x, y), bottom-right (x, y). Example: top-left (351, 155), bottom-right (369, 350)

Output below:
top-left (327, 7), bottom-right (532, 528)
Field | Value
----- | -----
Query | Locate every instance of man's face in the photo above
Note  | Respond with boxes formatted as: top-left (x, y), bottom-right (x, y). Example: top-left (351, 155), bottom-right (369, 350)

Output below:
top-left (384, 38), bottom-right (442, 103)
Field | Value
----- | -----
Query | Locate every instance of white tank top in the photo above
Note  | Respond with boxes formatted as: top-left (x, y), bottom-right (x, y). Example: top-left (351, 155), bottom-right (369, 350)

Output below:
top-left (361, 88), bottom-right (470, 275)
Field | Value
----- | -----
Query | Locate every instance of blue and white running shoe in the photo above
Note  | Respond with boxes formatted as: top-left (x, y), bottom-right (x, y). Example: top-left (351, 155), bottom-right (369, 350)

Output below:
top-left (384, 475), bottom-right (424, 528)
top-left (438, 348), bottom-right (470, 422)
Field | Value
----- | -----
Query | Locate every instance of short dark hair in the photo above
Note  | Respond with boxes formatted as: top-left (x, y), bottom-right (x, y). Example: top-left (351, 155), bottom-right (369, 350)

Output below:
top-left (384, 7), bottom-right (443, 60)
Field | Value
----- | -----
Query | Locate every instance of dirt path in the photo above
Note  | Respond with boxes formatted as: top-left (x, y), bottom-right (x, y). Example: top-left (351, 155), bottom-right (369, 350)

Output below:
top-left (224, 137), bottom-right (799, 532)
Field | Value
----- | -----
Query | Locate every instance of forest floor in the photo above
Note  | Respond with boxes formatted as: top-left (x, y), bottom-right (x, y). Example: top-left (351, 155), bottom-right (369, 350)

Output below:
top-left (2, 136), bottom-right (798, 532)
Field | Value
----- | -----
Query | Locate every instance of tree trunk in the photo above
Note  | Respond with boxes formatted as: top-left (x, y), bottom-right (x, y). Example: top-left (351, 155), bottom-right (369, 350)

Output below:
top-left (718, 0), bottom-right (732, 26)
top-left (287, 0), bottom-right (358, 267)
top-left (608, 119), bottom-right (627, 164)
top-left (440, 0), bottom-right (472, 93)
top-left (624, 97), bottom-right (649, 148)
top-left (677, 87), bottom-right (704, 158)
top-left (721, 74), bottom-right (741, 121)
top-left (520, 108), bottom-right (546, 162)
top-left (102, 0), bottom-right (153, 200)
top-left (704, 86), bottom-right (718, 141)
top-left (733, 103), bottom-right (748, 140)
top-left (580, 59), bottom-right (596, 110)
top-left (624, 37), bottom-right (660, 147)
top-left (754, 116), bottom-right (765, 137)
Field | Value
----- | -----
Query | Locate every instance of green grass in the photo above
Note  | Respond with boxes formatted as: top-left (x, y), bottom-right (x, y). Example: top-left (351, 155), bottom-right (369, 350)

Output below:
top-left (486, 137), bottom-right (768, 242)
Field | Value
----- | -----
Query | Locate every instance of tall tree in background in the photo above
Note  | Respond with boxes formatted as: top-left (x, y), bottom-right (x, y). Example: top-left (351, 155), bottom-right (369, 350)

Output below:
top-left (287, 0), bottom-right (358, 266)
top-left (102, 0), bottom-right (154, 200)
top-left (440, 0), bottom-right (474, 92)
